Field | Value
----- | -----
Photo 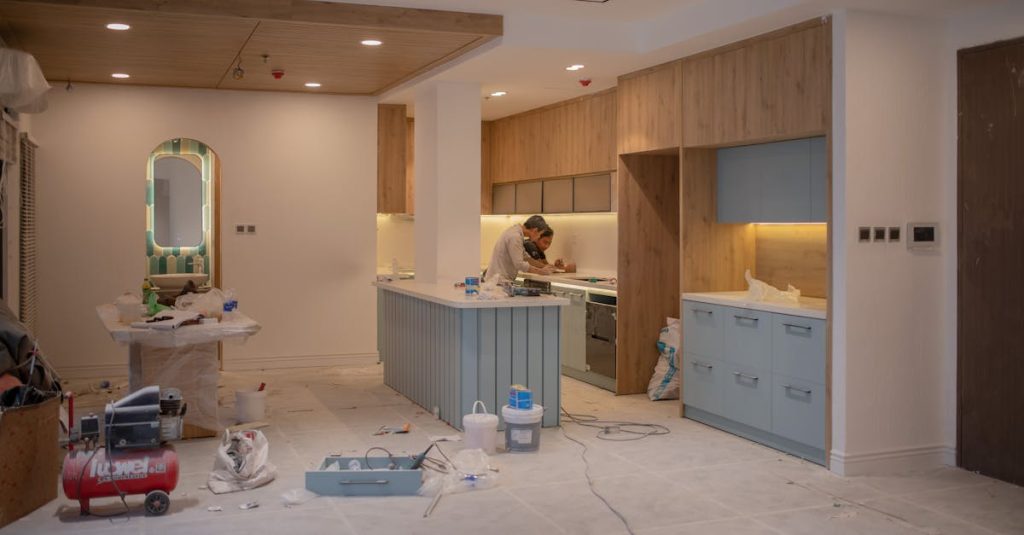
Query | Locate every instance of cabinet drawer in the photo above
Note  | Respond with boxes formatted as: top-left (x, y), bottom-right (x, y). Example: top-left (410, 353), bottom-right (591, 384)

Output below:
top-left (682, 301), bottom-right (723, 359)
top-left (771, 314), bottom-right (826, 384)
top-left (721, 364), bottom-right (772, 431)
top-left (722, 307), bottom-right (772, 370)
top-left (683, 353), bottom-right (722, 415)
top-left (771, 374), bottom-right (825, 449)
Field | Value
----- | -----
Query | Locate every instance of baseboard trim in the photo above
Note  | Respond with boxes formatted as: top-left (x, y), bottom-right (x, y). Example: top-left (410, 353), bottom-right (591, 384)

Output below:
top-left (57, 353), bottom-right (381, 378)
top-left (830, 444), bottom-right (955, 476)
top-left (222, 352), bottom-right (379, 371)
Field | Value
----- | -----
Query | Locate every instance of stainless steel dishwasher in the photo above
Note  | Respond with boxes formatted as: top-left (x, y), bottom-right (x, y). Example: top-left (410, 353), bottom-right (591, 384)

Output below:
top-left (585, 293), bottom-right (617, 389)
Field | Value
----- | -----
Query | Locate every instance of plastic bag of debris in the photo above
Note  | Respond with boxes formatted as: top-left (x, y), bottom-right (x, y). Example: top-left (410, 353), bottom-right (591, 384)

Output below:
top-left (208, 429), bottom-right (277, 494)
top-left (745, 269), bottom-right (800, 304)
top-left (647, 318), bottom-right (680, 401)
top-left (418, 448), bottom-right (499, 497)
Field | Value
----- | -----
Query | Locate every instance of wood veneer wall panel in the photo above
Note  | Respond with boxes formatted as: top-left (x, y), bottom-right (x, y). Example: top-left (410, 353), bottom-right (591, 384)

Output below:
top-left (616, 153), bottom-right (680, 394)
top-left (680, 149), bottom-right (755, 293)
top-left (681, 19), bottom-right (830, 147)
top-left (490, 89), bottom-right (616, 183)
top-left (617, 60), bottom-right (682, 154)
top-left (405, 117), bottom-right (415, 215)
top-left (377, 104), bottom-right (407, 213)
top-left (754, 224), bottom-right (827, 298)
top-left (481, 120), bottom-right (493, 214)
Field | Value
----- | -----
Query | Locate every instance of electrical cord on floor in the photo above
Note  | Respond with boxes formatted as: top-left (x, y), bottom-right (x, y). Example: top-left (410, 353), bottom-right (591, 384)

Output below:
top-left (560, 425), bottom-right (635, 535)
top-left (560, 408), bottom-right (671, 441)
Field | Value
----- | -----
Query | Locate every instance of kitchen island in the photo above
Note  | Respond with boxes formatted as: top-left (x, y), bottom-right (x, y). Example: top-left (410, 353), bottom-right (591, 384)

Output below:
top-left (376, 280), bottom-right (568, 429)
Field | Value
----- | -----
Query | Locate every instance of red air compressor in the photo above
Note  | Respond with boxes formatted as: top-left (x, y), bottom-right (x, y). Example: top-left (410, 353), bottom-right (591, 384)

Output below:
top-left (62, 386), bottom-right (186, 516)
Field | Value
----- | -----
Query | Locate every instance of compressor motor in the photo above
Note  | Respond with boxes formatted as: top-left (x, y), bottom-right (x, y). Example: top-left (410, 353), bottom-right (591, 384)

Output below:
top-left (63, 386), bottom-right (186, 516)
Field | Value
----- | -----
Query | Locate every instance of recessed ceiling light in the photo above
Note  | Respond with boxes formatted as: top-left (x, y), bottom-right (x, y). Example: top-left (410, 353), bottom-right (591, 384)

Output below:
top-left (361, 39), bottom-right (383, 46)
top-left (106, 22), bottom-right (131, 31)
top-left (489, 91), bottom-right (507, 97)
top-left (111, 73), bottom-right (130, 79)
top-left (566, 64), bottom-right (585, 71)
top-left (305, 82), bottom-right (321, 88)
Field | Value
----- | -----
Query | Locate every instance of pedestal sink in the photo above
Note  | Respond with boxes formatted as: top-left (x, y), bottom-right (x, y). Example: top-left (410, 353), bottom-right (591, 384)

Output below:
top-left (149, 273), bottom-right (209, 290)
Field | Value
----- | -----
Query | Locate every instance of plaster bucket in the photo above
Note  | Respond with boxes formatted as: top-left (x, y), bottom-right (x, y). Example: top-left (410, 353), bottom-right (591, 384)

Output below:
top-left (235, 390), bottom-right (267, 423)
top-left (463, 401), bottom-right (499, 454)
top-left (502, 404), bottom-right (544, 452)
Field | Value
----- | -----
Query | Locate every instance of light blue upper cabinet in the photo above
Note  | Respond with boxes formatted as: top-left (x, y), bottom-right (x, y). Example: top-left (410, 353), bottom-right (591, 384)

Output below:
top-left (716, 136), bottom-right (827, 223)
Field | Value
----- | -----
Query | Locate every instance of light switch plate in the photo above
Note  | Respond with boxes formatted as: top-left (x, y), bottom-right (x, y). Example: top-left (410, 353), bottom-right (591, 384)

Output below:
top-left (858, 227), bottom-right (871, 242)
top-left (888, 227), bottom-right (901, 242)
top-left (246, 225), bottom-right (256, 234)
top-left (235, 224), bottom-right (245, 234)
top-left (873, 227), bottom-right (887, 242)
top-left (907, 222), bottom-right (939, 251)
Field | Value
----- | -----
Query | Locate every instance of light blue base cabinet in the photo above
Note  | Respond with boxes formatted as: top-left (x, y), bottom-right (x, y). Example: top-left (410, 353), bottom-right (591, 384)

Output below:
top-left (682, 298), bottom-right (826, 464)
top-left (378, 289), bottom-right (562, 430)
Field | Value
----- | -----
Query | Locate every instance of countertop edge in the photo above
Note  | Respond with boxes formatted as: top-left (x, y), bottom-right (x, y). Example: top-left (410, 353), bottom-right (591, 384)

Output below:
top-left (681, 292), bottom-right (827, 320)
top-left (520, 273), bottom-right (618, 293)
top-left (376, 281), bottom-right (570, 309)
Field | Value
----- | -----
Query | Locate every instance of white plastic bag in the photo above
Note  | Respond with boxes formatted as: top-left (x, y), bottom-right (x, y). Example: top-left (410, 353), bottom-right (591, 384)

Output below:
top-left (648, 318), bottom-right (680, 401)
top-left (418, 448), bottom-right (499, 497)
top-left (744, 269), bottom-right (800, 304)
top-left (207, 430), bottom-right (277, 494)
top-left (176, 288), bottom-right (226, 319)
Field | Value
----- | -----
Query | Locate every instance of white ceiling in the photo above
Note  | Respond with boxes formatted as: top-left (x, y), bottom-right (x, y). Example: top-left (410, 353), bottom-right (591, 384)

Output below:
top-left (336, 0), bottom-right (1009, 119)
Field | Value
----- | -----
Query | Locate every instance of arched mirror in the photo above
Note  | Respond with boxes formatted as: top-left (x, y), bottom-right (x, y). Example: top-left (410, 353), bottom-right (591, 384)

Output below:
top-left (145, 138), bottom-right (219, 289)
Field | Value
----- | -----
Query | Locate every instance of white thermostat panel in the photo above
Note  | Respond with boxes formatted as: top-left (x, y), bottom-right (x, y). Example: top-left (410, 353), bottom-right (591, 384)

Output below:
top-left (907, 222), bottom-right (939, 251)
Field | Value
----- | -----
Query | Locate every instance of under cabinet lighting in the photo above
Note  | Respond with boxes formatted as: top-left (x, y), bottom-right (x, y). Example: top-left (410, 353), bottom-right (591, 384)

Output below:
top-left (361, 39), bottom-right (383, 46)
top-left (566, 64), bottom-right (585, 71)
top-left (111, 73), bottom-right (130, 79)
top-left (106, 23), bottom-right (131, 31)
top-left (304, 82), bottom-right (321, 88)
top-left (489, 91), bottom-right (507, 97)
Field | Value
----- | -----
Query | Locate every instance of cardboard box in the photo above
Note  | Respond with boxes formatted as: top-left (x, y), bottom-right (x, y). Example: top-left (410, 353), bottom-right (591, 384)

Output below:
top-left (0, 395), bottom-right (60, 529)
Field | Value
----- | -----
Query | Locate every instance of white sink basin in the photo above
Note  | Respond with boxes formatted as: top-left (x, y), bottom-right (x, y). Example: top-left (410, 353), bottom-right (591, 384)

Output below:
top-left (150, 273), bottom-right (209, 290)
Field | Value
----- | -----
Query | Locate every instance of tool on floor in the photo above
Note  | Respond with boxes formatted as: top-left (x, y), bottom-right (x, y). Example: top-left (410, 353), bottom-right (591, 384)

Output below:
top-left (62, 386), bottom-right (186, 516)
top-left (409, 443), bottom-right (437, 470)
top-left (373, 423), bottom-right (411, 435)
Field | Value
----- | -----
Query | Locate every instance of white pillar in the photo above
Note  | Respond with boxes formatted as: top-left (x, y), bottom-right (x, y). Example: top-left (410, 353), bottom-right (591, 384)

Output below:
top-left (413, 81), bottom-right (482, 284)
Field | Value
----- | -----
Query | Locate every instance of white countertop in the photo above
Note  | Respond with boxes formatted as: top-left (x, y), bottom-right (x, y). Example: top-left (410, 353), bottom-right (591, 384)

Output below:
top-left (376, 279), bottom-right (569, 309)
top-left (682, 291), bottom-right (827, 319)
top-left (520, 272), bottom-right (618, 293)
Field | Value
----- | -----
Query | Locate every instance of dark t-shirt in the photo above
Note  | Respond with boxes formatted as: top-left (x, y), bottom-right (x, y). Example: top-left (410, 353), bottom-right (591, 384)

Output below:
top-left (523, 239), bottom-right (546, 261)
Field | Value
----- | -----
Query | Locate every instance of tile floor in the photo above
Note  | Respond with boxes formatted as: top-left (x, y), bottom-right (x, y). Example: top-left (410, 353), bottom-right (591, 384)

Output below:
top-left (4, 364), bottom-right (1022, 534)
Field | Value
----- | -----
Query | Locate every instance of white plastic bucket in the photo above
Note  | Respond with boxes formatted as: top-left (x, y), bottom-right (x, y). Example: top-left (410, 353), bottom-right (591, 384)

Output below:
top-left (463, 401), bottom-right (499, 454)
top-left (501, 404), bottom-right (544, 452)
top-left (235, 390), bottom-right (267, 423)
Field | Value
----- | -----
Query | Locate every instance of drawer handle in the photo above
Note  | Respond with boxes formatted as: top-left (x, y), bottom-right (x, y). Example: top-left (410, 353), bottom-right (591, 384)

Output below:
top-left (783, 323), bottom-right (812, 332)
top-left (693, 308), bottom-right (713, 315)
top-left (734, 315), bottom-right (759, 323)
top-left (340, 480), bottom-right (390, 485)
top-left (783, 384), bottom-right (812, 395)
top-left (733, 372), bottom-right (759, 381)
top-left (691, 361), bottom-right (713, 370)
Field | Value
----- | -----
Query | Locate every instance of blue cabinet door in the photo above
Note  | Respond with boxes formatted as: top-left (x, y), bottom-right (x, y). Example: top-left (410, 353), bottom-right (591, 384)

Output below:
top-left (682, 301), bottom-right (723, 359)
top-left (716, 136), bottom-right (826, 223)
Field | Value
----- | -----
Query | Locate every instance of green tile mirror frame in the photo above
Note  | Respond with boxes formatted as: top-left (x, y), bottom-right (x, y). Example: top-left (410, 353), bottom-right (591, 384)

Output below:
top-left (145, 138), bottom-right (217, 280)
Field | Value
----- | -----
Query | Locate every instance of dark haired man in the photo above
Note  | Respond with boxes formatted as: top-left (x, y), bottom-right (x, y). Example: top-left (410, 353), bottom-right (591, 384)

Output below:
top-left (484, 215), bottom-right (556, 283)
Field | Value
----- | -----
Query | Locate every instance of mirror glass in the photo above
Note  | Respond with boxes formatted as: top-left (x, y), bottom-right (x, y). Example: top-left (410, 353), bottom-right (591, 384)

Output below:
top-left (152, 155), bottom-right (203, 247)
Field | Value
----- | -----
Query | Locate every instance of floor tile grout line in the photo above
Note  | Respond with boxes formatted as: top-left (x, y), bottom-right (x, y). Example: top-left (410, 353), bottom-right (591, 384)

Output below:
top-left (501, 488), bottom-right (572, 535)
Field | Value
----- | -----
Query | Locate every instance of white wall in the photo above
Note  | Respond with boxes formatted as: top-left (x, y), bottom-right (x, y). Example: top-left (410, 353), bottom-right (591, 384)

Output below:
top-left (831, 9), bottom-right (949, 474)
top-left (29, 83), bottom-right (378, 375)
top-left (377, 213), bottom-right (619, 276)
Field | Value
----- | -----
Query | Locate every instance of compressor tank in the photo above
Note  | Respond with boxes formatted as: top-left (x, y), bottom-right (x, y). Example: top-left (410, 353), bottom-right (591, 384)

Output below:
top-left (62, 446), bottom-right (179, 509)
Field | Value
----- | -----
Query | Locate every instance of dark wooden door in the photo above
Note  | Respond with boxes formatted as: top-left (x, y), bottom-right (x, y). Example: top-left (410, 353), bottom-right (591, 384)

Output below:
top-left (958, 36), bottom-right (1024, 486)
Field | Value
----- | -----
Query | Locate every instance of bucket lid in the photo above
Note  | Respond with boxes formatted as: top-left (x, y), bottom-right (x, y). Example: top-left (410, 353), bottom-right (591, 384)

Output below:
top-left (501, 404), bottom-right (544, 424)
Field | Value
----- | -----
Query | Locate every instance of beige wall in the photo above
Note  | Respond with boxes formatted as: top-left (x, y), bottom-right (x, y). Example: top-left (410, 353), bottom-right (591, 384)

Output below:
top-left (30, 83), bottom-right (378, 375)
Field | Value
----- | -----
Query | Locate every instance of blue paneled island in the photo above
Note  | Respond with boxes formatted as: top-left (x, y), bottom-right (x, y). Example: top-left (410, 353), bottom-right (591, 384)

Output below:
top-left (376, 280), bottom-right (568, 429)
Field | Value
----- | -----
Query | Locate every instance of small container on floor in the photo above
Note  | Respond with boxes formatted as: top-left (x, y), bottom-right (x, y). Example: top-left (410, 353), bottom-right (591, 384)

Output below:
top-left (235, 390), bottom-right (266, 423)
top-left (501, 404), bottom-right (543, 452)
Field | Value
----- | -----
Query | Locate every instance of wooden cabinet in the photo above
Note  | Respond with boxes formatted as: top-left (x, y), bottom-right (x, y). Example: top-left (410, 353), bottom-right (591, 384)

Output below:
top-left (492, 183), bottom-right (515, 214)
top-left (616, 60), bottom-right (682, 154)
top-left (682, 298), bottom-right (826, 464)
top-left (490, 174), bottom-right (614, 215)
top-left (681, 19), bottom-right (830, 147)
top-left (490, 89), bottom-right (616, 183)
top-left (716, 137), bottom-right (827, 223)
top-left (377, 104), bottom-right (408, 213)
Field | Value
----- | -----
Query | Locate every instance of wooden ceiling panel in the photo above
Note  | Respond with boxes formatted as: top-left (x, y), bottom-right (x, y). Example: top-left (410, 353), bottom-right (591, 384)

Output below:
top-left (0, 1), bottom-right (257, 87)
top-left (0, 0), bottom-right (502, 94)
top-left (220, 21), bottom-right (481, 94)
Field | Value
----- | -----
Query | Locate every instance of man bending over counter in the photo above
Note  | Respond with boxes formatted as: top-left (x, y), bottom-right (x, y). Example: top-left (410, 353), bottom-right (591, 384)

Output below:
top-left (484, 215), bottom-right (556, 283)
top-left (524, 227), bottom-right (576, 273)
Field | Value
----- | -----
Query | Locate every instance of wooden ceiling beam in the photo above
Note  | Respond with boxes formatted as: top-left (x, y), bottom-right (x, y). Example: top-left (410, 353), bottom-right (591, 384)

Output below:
top-left (6, 0), bottom-right (503, 36)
